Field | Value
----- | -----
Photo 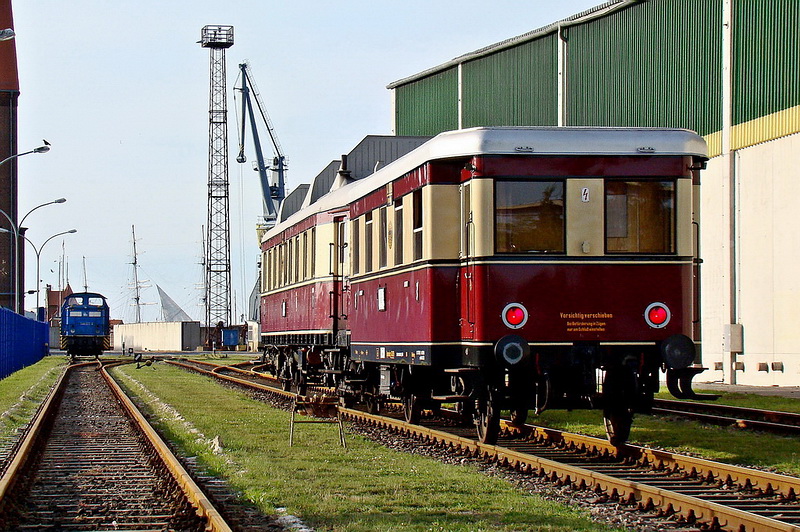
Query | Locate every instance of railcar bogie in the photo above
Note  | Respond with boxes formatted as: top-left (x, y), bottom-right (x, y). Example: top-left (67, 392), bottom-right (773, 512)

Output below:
top-left (258, 127), bottom-right (708, 446)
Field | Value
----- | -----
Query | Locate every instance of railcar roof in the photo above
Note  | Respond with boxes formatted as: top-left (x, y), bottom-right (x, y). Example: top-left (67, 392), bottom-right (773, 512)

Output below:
top-left (264, 127), bottom-right (707, 240)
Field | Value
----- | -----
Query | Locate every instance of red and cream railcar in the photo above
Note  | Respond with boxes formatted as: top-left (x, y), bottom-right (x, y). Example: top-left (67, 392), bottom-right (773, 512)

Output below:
top-left (259, 127), bottom-right (707, 445)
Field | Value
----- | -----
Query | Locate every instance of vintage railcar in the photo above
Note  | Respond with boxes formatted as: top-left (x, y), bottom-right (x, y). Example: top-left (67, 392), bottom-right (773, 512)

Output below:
top-left (60, 292), bottom-right (111, 361)
top-left (259, 127), bottom-right (707, 445)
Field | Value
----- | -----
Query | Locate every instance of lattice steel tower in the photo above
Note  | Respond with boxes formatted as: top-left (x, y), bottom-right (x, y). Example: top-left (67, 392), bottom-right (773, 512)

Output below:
top-left (200, 25), bottom-right (234, 328)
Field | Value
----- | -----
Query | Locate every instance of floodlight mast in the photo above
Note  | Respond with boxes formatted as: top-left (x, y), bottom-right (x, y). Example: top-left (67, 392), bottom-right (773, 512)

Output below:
top-left (200, 25), bottom-right (234, 329)
top-left (236, 61), bottom-right (287, 228)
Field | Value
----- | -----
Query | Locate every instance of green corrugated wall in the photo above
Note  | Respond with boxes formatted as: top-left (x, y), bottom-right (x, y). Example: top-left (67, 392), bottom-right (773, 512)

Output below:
top-left (735, 1), bottom-right (800, 125)
top-left (395, 69), bottom-right (458, 136)
top-left (392, 0), bottom-right (800, 148)
top-left (462, 35), bottom-right (558, 128)
top-left (565, 0), bottom-right (721, 136)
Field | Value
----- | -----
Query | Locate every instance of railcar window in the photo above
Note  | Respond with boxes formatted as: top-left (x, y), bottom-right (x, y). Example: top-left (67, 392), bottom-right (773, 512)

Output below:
top-left (352, 220), bottom-right (360, 274)
top-left (394, 200), bottom-right (403, 265)
top-left (302, 233), bottom-right (308, 280)
top-left (294, 235), bottom-right (300, 282)
top-left (87, 297), bottom-right (104, 307)
top-left (338, 221), bottom-right (347, 265)
top-left (280, 243), bottom-right (286, 286)
top-left (288, 239), bottom-right (294, 284)
top-left (379, 206), bottom-right (388, 268)
top-left (310, 227), bottom-right (316, 278)
top-left (413, 189), bottom-right (422, 260)
top-left (495, 180), bottom-right (564, 253)
top-left (365, 212), bottom-right (374, 273)
top-left (605, 180), bottom-right (675, 254)
top-left (269, 249), bottom-right (275, 289)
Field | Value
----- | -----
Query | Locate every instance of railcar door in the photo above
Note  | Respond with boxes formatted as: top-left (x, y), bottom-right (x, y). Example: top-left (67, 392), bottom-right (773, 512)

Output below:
top-left (459, 183), bottom-right (475, 340)
top-left (332, 217), bottom-right (349, 344)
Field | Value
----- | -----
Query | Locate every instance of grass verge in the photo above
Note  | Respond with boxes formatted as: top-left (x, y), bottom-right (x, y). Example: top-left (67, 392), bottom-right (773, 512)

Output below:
top-left (111, 362), bottom-right (616, 532)
top-left (0, 355), bottom-right (67, 439)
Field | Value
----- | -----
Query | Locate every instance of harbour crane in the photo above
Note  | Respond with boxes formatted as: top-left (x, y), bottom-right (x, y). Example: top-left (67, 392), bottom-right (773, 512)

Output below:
top-left (235, 61), bottom-right (286, 227)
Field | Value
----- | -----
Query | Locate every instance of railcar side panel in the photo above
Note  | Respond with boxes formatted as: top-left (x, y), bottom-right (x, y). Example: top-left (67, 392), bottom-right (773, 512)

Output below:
top-left (260, 280), bottom-right (336, 341)
top-left (349, 265), bottom-right (460, 365)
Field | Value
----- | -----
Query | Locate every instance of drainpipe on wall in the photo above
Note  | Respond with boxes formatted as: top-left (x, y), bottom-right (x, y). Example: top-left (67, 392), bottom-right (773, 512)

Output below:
top-left (557, 24), bottom-right (567, 127)
top-left (721, 0), bottom-right (742, 384)
top-left (457, 63), bottom-right (463, 129)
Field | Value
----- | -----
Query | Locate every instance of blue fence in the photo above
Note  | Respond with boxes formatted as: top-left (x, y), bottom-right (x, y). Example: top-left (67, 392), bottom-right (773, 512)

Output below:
top-left (0, 307), bottom-right (49, 380)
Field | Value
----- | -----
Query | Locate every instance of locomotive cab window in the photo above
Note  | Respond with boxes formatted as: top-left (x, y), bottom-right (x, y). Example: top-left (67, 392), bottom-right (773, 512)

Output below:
top-left (605, 180), bottom-right (676, 254)
top-left (495, 180), bottom-right (565, 253)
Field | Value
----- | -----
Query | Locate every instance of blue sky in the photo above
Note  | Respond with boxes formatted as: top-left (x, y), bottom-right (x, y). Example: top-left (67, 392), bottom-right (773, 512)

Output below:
top-left (12, 0), bottom-right (599, 323)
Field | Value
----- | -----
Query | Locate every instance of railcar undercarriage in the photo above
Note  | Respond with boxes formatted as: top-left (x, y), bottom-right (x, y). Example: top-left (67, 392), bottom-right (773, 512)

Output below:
top-left (262, 340), bottom-right (707, 447)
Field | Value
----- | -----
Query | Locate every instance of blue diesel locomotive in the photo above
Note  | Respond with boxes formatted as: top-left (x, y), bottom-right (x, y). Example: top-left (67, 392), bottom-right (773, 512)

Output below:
top-left (60, 292), bottom-right (111, 360)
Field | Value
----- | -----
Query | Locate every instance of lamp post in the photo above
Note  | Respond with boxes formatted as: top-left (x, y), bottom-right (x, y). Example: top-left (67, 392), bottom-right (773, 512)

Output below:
top-left (0, 208), bottom-right (20, 313)
top-left (0, 197), bottom-right (64, 313)
top-left (20, 198), bottom-right (66, 229)
top-left (20, 229), bottom-right (77, 314)
top-left (0, 143), bottom-right (52, 312)
top-left (0, 143), bottom-right (50, 168)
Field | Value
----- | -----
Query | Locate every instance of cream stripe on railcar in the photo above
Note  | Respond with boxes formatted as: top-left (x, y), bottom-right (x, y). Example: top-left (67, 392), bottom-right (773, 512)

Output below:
top-left (261, 127), bottom-right (707, 248)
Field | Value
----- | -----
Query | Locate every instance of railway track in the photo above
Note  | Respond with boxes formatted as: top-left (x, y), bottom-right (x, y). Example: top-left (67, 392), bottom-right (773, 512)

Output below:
top-left (0, 361), bottom-right (230, 531)
top-left (171, 357), bottom-right (800, 531)
top-left (652, 398), bottom-right (800, 435)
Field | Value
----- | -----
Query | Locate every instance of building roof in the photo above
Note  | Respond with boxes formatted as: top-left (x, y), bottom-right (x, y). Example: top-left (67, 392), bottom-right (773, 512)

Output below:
top-left (387, 0), bottom-right (638, 89)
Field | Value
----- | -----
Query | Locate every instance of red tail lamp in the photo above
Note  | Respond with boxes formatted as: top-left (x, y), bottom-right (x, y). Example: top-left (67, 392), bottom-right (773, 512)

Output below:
top-left (644, 302), bottom-right (671, 329)
top-left (502, 303), bottom-right (528, 329)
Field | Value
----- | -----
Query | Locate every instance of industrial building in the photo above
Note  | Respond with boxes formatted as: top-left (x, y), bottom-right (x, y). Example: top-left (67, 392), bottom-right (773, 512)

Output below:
top-left (386, 0), bottom-right (799, 386)
top-left (113, 321), bottom-right (201, 353)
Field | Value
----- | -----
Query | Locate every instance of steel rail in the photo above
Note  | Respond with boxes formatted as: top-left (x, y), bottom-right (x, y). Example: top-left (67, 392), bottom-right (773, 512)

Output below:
top-left (0, 360), bottom-right (232, 532)
top-left (168, 358), bottom-right (294, 399)
top-left (0, 361), bottom-right (72, 501)
top-left (653, 398), bottom-right (800, 435)
top-left (102, 361), bottom-right (232, 532)
top-left (172, 357), bottom-right (800, 531)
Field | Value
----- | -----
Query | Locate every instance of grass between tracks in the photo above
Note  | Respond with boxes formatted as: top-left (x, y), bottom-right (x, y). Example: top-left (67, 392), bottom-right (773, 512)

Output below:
top-left (529, 387), bottom-right (800, 477)
top-left (0, 355), bottom-right (66, 439)
top-left (110, 361), bottom-right (615, 532)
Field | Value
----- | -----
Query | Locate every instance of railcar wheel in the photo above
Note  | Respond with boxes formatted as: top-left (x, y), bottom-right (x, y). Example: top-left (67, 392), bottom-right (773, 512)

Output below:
top-left (602, 367), bottom-right (636, 447)
top-left (509, 407), bottom-right (528, 427)
top-left (279, 362), bottom-right (292, 392)
top-left (402, 394), bottom-right (422, 424)
top-left (455, 400), bottom-right (475, 426)
top-left (341, 396), bottom-right (355, 408)
top-left (603, 409), bottom-right (632, 447)
top-left (364, 392), bottom-right (380, 414)
top-left (475, 387), bottom-right (500, 444)
top-left (293, 370), bottom-right (307, 396)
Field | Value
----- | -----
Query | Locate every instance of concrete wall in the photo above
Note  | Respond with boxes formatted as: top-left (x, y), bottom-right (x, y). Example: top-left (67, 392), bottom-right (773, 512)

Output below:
top-left (699, 132), bottom-right (800, 385)
top-left (113, 321), bottom-right (201, 352)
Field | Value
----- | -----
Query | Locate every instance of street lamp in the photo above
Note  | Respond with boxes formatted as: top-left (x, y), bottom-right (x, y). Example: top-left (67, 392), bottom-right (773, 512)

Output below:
top-left (0, 142), bottom-right (51, 168)
top-left (0, 197), bottom-right (65, 313)
top-left (20, 198), bottom-right (66, 229)
top-left (0, 142), bottom-right (52, 312)
top-left (21, 229), bottom-right (78, 314)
